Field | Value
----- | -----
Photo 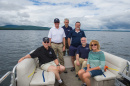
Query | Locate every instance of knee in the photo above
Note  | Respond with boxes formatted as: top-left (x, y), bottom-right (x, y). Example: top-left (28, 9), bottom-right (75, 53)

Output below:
top-left (78, 70), bottom-right (82, 76)
top-left (61, 66), bottom-right (65, 71)
top-left (82, 73), bottom-right (87, 79)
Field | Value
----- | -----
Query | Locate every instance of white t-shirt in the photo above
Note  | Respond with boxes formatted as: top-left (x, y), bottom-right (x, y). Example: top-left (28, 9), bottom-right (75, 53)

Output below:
top-left (48, 27), bottom-right (66, 43)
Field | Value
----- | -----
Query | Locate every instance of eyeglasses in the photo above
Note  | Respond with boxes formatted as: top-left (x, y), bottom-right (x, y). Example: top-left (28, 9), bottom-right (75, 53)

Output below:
top-left (91, 44), bottom-right (97, 46)
top-left (44, 41), bottom-right (49, 43)
top-left (81, 40), bottom-right (86, 41)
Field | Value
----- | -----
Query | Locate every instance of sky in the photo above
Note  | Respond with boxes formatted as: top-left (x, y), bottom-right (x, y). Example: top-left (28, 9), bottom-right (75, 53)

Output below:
top-left (0, 0), bottom-right (130, 30)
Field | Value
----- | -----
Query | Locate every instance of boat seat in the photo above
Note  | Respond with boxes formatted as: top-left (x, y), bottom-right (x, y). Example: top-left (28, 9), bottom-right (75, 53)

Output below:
top-left (30, 68), bottom-right (55, 86)
top-left (94, 70), bottom-right (116, 81)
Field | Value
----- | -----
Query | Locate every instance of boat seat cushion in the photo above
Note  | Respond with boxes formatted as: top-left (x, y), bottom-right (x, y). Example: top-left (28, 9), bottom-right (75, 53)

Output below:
top-left (94, 70), bottom-right (116, 81)
top-left (30, 68), bottom-right (55, 86)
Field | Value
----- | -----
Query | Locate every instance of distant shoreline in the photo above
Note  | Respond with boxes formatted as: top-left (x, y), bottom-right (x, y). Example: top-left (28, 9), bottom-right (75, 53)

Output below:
top-left (0, 29), bottom-right (130, 32)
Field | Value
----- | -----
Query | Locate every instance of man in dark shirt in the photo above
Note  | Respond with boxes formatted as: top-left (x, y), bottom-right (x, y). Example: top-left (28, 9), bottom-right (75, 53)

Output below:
top-left (68, 21), bottom-right (86, 71)
top-left (62, 18), bottom-right (72, 56)
top-left (74, 37), bottom-right (90, 77)
top-left (18, 37), bottom-right (66, 86)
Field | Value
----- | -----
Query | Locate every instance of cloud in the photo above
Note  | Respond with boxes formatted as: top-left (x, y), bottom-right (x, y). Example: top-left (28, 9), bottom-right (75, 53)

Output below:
top-left (0, 0), bottom-right (130, 30)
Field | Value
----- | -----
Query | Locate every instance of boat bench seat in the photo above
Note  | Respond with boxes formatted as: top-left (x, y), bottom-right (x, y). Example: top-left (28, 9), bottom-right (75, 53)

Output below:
top-left (17, 58), bottom-right (55, 86)
top-left (90, 51), bottom-right (127, 86)
top-left (30, 68), bottom-right (55, 86)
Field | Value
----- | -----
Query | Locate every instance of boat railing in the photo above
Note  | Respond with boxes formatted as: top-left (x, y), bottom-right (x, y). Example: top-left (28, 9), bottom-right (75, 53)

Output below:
top-left (0, 64), bottom-right (18, 86)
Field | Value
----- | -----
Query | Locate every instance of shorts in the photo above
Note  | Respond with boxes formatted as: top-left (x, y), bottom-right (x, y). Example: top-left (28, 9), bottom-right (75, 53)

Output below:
top-left (40, 61), bottom-right (56, 71)
top-left (69, 45), bottom-right (78, 56)
top-left (83, 67), bottom-right (103, 77)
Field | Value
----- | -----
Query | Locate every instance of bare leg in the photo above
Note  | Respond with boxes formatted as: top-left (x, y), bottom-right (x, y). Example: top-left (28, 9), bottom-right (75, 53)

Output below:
top-left (47, 66), bottom-right (61, 80)
top-left (82, 72), bottom-right (91, 86)
top-left (71, 56), bottom-right (75, 67)
top-left (78, 69), bottom-right (86, 82)
top-left (59, 65), bottom-right (65, 73)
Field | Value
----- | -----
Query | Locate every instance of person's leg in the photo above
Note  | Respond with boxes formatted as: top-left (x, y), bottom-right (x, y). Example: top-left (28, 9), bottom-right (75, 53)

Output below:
top-left (59, 65), bottom-right (65, 73)
top-left (78, 69), bottom-right (86, 82)
top-left (57, 44), bottom-right (64, 66)
top-left (82, 61), bottom-right (87, 69)
top-left (75, 58), bottom-right (84, 75)
top-left (47, 65), bottom-right (61, 80)
top-left (51, 43), bottom-right (58, 56)
top-left (82, 72), bottom-right (91, 86)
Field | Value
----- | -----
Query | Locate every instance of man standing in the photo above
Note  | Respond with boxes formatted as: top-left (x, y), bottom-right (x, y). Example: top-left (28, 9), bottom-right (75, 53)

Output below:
top-left (48, 18), bottom-right (66, 70)
top-left (74, 37), bottom-right (90, 77)
top-left (62, 18), bottom-right (72, 56)
top-left (68, 21), bottom-right (86, 71)
top-left (18, 37), bottom-right (66, 86)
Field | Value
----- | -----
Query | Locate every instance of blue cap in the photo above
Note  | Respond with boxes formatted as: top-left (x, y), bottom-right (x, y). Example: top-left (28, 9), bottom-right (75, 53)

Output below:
top-left (43, 37), bottom-right (49, 42)
top-left (54, 18), bottom-right (60, 23)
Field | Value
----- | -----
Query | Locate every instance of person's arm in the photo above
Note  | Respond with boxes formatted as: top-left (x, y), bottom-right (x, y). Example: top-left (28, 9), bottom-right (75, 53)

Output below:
top-left (49, 38), bottom-right (51, 47)
top-left (62, 37), bottom-right (65, 51)
top-left (54, 59), bottom-right (59, 65)
top-left (68, 38), bottom-right (71, 47)
top-left (48, 29), bottom-right (52, 47)
top-left (18, 54), bottom-right (31, 63)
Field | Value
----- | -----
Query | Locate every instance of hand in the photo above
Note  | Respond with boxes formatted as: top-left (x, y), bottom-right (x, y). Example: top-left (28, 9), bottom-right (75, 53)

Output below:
top-left (63, 46), bottom-right (65, 51)
top-left (18, 58), bottom-right (24, 63)
top-left (84, 59), bottom-right (87, 61)
top-left (76, 61), bottom-right (80, 66)
top-left (57, 66), bottom-right (60, 71)
top-left (86, 68), bottom-right (91, 72)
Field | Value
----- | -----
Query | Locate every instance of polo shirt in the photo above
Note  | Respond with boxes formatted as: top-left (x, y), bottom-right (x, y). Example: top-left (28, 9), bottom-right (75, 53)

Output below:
top-left (48, 27), bottom-right (66, 43)
top-left (30, 46), bottom-right (57, 64)
top-left (62, 25), bottom-right (73, 39)
top-left (68, 29), bottom-right (86, 47)
top-left (76, 44), bottom-right (90, 59)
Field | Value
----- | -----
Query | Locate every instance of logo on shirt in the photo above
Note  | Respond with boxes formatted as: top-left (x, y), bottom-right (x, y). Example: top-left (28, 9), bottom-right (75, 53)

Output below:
top-left (68, 30), bottom-right (70, 31)
top-left (86, 48), bottom-right (89, 50)
top-left (49, 51), bottom-right (52, 54)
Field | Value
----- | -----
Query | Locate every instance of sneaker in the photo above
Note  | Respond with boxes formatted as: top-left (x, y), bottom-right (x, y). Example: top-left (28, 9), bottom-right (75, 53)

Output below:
top-left (64, 69), bottom-right (68, 73)
top-left (70, 67), bottom-right (75, 71)
top-left (59, 81), bottom-right (67, 86)
top-left (81, 83), bottom-right (87, 86)
top-left (75, 74), bottom-right (78, 77)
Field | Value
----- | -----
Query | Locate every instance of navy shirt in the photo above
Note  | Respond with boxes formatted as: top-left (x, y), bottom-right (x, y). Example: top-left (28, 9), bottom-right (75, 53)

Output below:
top-left (62, 25), bottom-right (72, 39)
top-left (68, 29), bottom-right (86, 47)
top-left (76, 44), bottom-right (90, 59)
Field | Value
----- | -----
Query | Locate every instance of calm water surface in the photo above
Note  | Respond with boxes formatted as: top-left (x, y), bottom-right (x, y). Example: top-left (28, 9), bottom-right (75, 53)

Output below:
top-left (0, 30), bottom-right (130, 85)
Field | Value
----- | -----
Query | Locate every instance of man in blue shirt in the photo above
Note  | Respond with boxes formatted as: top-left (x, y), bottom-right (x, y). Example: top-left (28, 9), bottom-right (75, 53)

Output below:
top-left (74, 37), bottom-right (90, 77)
top-left (68, 21), bottom-right (86, 71)
top-left (62, 18), bottom-right (72, 56)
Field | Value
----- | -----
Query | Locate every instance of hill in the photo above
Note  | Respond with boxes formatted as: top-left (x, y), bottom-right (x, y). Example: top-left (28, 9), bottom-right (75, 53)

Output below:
top-left (0, 25), bottom-right (50, 30)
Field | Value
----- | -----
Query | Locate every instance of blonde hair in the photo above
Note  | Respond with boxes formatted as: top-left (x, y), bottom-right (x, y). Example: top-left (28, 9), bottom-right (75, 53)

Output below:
top-left (89, 40), bottom-right (100, 50)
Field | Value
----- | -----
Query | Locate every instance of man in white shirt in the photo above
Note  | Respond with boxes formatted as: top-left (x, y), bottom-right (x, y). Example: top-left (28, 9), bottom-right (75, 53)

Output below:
top-left (48, 18), bottom-right (66, 69)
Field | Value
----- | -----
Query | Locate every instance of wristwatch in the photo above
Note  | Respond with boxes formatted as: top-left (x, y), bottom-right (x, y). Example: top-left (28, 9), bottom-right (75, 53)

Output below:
top-left (57, 64), bottom-right (60, 66)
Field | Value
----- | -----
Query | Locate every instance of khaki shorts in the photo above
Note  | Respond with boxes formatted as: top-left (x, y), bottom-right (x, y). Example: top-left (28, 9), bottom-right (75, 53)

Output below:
top-left (40, 61), bottom-right (56, 71)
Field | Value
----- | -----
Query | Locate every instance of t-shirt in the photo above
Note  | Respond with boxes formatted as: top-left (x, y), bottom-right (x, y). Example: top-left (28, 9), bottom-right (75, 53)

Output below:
top-left (68, 29), bottom-right (86, 47)
top-left (48, 27), bottom-right (66, 43)
top-left (30, 46), bottom-right (57, 64)
top-left (87, 51), bottom-right (105, 72)
top-left (62, 25), bottom-right (72, 39)
top-left (76, 44), bottom-right (90, 59)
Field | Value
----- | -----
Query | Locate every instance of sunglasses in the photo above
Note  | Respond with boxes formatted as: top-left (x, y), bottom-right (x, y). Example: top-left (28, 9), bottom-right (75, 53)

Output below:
top-left (91, 44), bottom-right (97, 46)
top-left (44, 41), bottom-right (49, 43)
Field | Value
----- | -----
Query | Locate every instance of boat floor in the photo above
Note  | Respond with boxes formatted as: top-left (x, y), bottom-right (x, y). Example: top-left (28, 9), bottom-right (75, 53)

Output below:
top-left (54, 68), bottom-right (82, 86)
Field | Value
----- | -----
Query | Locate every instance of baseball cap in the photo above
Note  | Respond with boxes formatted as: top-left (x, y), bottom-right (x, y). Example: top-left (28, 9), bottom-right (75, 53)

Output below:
top-left (54, 18), bottom-right (60, 23)
top-left (43, 37), bottom-right (49, 43)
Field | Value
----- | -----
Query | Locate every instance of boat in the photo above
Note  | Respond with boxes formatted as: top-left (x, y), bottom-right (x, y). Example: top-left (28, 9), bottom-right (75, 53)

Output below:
top-left (0, 50), bottom-right (130, 86)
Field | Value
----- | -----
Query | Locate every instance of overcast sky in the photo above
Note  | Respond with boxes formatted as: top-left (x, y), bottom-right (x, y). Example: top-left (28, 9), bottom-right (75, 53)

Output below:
top-left (0, 0), bottom-right (130, 30)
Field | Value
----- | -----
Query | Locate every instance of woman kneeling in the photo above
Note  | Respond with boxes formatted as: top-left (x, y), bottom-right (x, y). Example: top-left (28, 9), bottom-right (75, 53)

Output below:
top-left (78, 40), bottom-right (105, 86)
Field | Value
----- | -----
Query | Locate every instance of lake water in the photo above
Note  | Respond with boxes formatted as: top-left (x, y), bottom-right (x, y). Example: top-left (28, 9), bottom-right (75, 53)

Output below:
top-left (0, 30), bottom-right (130, 85)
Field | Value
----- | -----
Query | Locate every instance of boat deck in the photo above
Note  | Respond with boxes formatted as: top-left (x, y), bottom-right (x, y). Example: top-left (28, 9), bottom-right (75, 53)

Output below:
top-left (55, 68), bottom-right (82, 86)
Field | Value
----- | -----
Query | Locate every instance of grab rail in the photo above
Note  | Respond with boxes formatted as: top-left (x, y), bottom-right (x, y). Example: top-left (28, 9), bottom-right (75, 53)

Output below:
top-left (0, 71), bottom-right (12, 83)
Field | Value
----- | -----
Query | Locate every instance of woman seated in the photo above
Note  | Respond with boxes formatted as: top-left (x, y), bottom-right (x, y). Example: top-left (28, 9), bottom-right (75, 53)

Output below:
top-left (78, 40), bottom-right (105, 86)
